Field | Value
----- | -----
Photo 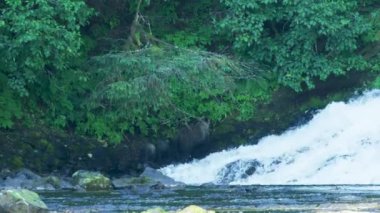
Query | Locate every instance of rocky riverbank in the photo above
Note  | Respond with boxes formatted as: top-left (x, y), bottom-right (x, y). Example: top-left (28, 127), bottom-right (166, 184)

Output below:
top-left (0, 167), bottom-right (183, 192)
top-left (0, 167), bottom-right (188, 212)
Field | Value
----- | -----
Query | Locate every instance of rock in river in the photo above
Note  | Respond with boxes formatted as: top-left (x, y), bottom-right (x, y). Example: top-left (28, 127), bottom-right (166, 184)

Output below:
top-left (0, 189), bottom-right (48, 213)
top-left (142, 207), bottom-right (167, 213)
top-left (72, 170), bottom-right (112, 191)
top-left (0, 169), bottom-right (74, 191)
top-left (140, 167), bottom-right (183, 186)
top-left (177, 205), bottom-right (215, 213)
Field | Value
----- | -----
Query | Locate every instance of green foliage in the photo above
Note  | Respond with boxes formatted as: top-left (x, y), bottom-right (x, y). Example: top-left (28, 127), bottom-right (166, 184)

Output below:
top-left (79, 45), bottom-right (271, 142)
top-left (371, 76), bottom-right (380, 89)
top-left (0, 0), bottom-right (378, 145)
top-left (0, 0), bottom-right (92, 128)
top-left (0, 73), bottom-right (22, 128)
top-left (144, 0), bottom-right (218, 49)
top-left (219, 0), bottom-right (380, 91)
top-left (0, 0), bottom-right (93, 96)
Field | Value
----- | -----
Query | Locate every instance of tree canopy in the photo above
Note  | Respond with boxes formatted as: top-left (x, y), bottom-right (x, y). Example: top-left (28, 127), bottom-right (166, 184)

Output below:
top-left (219, 0), bottom-right (380, 90)
top-left (0, 0), bottom-right (379, 143)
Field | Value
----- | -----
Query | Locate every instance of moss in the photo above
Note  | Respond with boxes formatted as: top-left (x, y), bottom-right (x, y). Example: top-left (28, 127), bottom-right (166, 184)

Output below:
top-left (72, 170), bottom-right (112, 191)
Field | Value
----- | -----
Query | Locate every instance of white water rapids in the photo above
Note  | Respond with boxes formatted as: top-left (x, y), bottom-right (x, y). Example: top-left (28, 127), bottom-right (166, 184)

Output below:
top-left (160, 90), bottom-right (380, 185)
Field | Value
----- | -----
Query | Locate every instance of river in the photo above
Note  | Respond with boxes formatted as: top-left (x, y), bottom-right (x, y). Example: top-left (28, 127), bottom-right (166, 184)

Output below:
top-left (42, 90), bottom-right (380, 212)
top-left (41, 185), bottom-right (380, 212)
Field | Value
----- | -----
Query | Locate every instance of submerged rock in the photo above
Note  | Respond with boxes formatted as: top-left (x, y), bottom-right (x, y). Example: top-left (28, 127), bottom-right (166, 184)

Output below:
top-left (0, 189), bottom-right (48, 213)
top-left (216, 160), bottom-right (262, 184)
top-left (177, 205), bottom-right (215, 213)
top-left (150, 182), bottom-right (165, 190)
top-left (72, 170), bottom-right (112, 191)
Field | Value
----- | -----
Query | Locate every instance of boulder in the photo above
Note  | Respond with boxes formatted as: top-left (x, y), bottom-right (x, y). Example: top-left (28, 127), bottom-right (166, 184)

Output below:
top-left (0, 169), bottom-right (72, 191)
top-left (140, 167), bottom-right (183, 186)
top-left (0, 189), bottom-right (48, 213)
top-left (216, 160), bottom-right (262, 184)
top-left (72, 170), bottom-right (112, 191)
top-left (0, 169), bottom-right (48, 190)
top-left (177, 205), bottom-right (214, 213)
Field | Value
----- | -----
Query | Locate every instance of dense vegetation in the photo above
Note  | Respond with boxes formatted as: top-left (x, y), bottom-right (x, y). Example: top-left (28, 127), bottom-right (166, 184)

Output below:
top-left (0, 0), bottom-right (379, 144)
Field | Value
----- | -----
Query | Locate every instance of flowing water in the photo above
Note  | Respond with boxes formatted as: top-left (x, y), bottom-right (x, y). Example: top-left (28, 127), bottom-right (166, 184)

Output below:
top-left (41, 185), bottom-right (380, 212)
top-left (41, 90), bottom-right (380, 212)
top-left (161, 90), bottom-right (380, 185)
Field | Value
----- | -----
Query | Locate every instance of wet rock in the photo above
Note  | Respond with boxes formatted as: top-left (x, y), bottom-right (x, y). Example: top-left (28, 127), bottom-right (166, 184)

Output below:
top-left (140, 167), bottom-right (183, 186)
top-left (41, 175), bottom-right (74, 190)
top-left (0, 189), bottom-right (48, 213)
top-left (59, 178), bottom-right (75, 190)
top-left (1, 169), bottom-right (45, 190)
top-left (0, 169), bottom-right (75, 191)
top-left (216, 160), bottom-right (262, 184)
top-left (177, 205), bottom-right (215, 213)
top-left (150, 182), bottom-right (165, 190)
top-left (72, 170), bottom-right (112, 191)
top-left (142, 207), bottom-right (167, 213)
top-left (111, 175), bottom-right (135, 189)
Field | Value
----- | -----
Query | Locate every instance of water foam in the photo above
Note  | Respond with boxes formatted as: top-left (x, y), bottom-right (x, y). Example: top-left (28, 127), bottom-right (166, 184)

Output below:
top-left (160, 90), bottom-right (380, 185)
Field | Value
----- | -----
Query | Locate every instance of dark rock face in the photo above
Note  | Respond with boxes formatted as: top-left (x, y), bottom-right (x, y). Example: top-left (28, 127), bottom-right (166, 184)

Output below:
top-left (0, 128), bottom-right (174, 175)
top-left (216, 160), bottom-right (262, 184)
top-left (174, 118), bottom-right (211, 160)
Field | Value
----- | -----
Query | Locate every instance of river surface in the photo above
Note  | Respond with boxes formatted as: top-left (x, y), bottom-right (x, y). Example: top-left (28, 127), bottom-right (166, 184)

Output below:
top-left (41, 185), bottom-right (380, 212)
top-left (40, 90), bottom-right (380, 212)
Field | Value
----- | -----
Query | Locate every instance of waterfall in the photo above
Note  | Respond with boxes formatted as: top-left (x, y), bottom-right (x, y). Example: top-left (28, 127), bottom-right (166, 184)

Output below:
top-left (160, 90), bottom-right (380, 185)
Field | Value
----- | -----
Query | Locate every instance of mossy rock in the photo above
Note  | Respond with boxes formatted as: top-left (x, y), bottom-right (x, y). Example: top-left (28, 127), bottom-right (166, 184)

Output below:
top-left (0, 189), bottom-right (48, 213)
top-left (177, 205), bottom-right (215, 213)
top-left (72, 170), bottom-right (112, 191)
